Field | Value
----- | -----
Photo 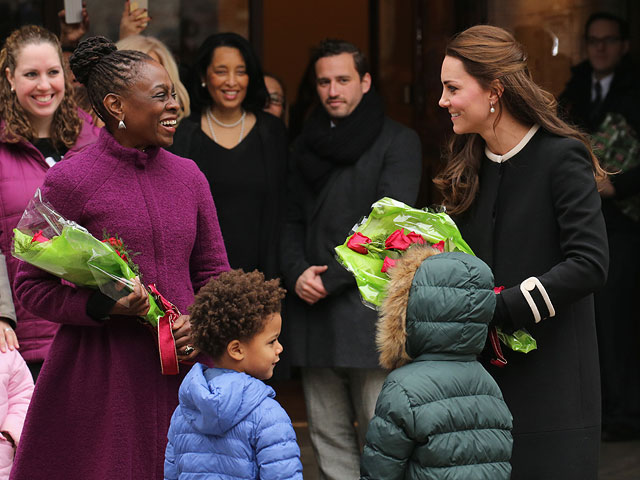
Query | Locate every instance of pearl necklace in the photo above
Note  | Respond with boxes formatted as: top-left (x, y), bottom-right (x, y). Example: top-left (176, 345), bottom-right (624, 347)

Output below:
top-left (205, 108), bottom-right (246, 145)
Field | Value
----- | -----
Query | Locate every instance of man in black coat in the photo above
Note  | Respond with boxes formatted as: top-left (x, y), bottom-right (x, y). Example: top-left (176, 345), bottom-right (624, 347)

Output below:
top-left (280, 39), bottom-right (422, 479)
top-left (560, 12), bottom-right (640, 441)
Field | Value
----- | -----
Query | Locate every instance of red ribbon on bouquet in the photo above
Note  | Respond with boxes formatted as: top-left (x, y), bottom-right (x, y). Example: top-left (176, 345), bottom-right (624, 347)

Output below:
top-left (148, 284), bottom-right (179, 375)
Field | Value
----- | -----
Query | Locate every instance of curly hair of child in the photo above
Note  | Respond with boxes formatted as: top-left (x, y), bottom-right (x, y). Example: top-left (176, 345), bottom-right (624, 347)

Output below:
top-left (188, 269), bottom-right (286, 359)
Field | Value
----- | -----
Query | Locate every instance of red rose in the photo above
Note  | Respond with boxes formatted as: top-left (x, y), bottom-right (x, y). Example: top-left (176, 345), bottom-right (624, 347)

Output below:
top-left (494, 286), bottom-right (505, 294)
top-left (30, 230), bottom-right (49, 243)
top-left (347, 232), bottom-right (371, 255)
top-left (381, 256), bottom-right (397, 273)
top-left (406, 231), bottom-right (425, 245)
top-left (385, 228), bottom-right (412, 250)
top-left (431, 240), bottom-right (445, 252)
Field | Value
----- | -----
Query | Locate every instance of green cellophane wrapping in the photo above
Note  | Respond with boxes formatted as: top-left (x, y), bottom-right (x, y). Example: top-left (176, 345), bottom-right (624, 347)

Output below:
top-left (497, 328), bottom-right (537, 353)
top-left (13, 225), bottom-right (164, 327)
top-left (335, 196), bottom-right (536, 353)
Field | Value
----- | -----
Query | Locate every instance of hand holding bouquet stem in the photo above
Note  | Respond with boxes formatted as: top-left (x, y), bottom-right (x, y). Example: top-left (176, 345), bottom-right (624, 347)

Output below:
top-left (109, 276), bottom-right (150, 317)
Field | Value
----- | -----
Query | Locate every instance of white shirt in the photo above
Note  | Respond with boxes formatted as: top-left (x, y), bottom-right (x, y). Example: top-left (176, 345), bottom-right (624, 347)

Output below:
top-left (591, 73), bottom-right (614, 102)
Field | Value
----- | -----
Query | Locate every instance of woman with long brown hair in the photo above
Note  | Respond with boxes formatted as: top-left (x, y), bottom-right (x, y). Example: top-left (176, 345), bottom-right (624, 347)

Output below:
top-left (436, 25), bottom-right (608, 479)
top-left (0, 25), bottom-right (99, 381)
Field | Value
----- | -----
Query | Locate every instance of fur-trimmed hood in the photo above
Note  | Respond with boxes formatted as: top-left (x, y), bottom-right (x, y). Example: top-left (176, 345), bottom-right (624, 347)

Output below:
top-left (377, 246), bottom-right (496, 369)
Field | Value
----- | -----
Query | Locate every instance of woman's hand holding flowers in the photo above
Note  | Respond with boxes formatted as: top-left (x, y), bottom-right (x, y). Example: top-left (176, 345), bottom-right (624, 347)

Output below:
top-left (109, 276), bottom-right (150, 317)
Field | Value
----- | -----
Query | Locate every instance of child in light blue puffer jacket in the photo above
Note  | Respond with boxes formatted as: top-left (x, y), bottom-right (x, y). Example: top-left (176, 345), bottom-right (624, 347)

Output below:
top-left (164, 270), bottom-right (302, 480)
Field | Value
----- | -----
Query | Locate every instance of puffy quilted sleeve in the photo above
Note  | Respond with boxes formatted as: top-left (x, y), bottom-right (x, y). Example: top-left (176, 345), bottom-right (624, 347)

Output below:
top-left (255, 398), bottom-right (303, 480)
top-left (360, 379), bottom-right (416, 480)
top-left (163, 414), bottom-right (179, 480)
top-left (0, 350), bottom-right (34, 445)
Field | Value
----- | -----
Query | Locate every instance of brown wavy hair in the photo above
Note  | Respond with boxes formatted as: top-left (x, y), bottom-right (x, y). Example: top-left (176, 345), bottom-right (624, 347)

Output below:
top-left (0, 25), bottom-right (81, 150)
top-left (188, 269), bottom-right (286, 360)
top-left (434, 25), bottom-right (607, 215)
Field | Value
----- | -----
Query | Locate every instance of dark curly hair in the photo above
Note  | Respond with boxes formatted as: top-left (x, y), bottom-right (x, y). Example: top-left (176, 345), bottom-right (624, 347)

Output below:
top-left (0, 25), bottom-right (82, 150)
top-left (69, 36), bottom-right (151, 126)
top-left (189, 269), bottom-right (286, 360)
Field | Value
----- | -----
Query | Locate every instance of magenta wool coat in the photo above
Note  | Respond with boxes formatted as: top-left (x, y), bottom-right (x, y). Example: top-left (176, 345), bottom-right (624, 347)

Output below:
top-left (0, 109), bottom-right (100, 364)
top-left (9, 129), bottom-right (229, 480)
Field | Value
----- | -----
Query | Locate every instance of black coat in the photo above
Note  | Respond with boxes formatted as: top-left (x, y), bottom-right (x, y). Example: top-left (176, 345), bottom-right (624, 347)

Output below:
top-left (170, 112), bottom-right (288, 279)
top-left (456, 128), bottom-right (608, 479)
top-left (280, 117), bottom-right (422, 368)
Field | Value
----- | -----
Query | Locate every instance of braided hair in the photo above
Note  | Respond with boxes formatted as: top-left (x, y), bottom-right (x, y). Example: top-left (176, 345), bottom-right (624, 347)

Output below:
top-left (0, 25), bottom-right (81, 149)
top-left (69, 36), bottom-right (151, 125)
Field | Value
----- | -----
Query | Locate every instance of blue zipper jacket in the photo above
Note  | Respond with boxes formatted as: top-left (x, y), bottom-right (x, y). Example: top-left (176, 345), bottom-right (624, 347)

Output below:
top-left (165, 363), bottom-right (302, 479)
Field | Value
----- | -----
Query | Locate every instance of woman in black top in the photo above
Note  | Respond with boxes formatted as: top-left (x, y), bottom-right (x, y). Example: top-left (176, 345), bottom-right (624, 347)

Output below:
top-left (170, 33), bottom-right (287, 279)
top-left (436, 25), bottom-right (609, 479)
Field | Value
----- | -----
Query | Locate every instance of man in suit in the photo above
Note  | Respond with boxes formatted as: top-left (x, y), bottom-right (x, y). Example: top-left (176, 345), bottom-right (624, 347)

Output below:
top-left (280, 39), bottom-right (422, 479)
top-left (560, 12), bottom-right (640, 442)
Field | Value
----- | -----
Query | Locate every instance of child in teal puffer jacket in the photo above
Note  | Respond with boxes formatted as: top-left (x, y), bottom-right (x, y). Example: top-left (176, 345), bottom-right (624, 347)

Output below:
top-left (360, 246), bottom-right (513, 480)
top-left (164, 270), bottom-right (302, 480)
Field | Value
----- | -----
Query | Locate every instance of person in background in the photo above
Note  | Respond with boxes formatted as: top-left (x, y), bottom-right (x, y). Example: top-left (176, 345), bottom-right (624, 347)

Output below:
top-left (264, 72), bottom-right (286, 121)
top-left (436, 25), bottom-right (608, 479)
top-left (171, 32), bottom-right (288, 280)
top-left (280, 39), bottom-right (422, 480)
top-left (0, 25), bottom-right (100, 381)
top-left (117, 35), bottom-right (190, 122)
top-left (165, 269), bottom-right (302, 480)
top-left (360, 246), bottom-right (513, 480)
top-left (559, 12), bottom-right (640, 442)
top-left (10, 36), bottom-right (229, 480)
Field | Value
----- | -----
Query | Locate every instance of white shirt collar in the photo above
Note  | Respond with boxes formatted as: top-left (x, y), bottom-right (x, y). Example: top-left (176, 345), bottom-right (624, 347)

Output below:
top-left (592, 72), bottom-right (614, 101)
top-left (485, 124), bottom-right (540, 163)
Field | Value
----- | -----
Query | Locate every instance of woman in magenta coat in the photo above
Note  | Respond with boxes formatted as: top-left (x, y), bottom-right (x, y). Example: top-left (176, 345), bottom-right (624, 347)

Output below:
top-left (10, 36), bottom-right (229, 480)
top-left (0, 25), bottom-right (100, 380)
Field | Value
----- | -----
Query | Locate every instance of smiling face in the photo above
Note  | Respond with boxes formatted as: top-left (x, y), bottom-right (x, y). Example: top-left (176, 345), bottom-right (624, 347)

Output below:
top-left (118, 60), bottom-right (179, 150)
top-left (238, 312), bottom-right (283, 380)
top-left (204, 46), bottom-right (248, 113)
top-left (6, 41), bottom-right (65, 132)
top-left (439, 55), bottom-right (494, 137)
top-left (315, 52), bottom-right (371, 121)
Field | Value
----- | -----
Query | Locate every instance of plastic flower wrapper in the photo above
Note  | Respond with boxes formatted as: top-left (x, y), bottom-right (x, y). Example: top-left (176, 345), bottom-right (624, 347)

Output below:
top-left (592, 112), bottom-right (640, 221)
top-left (11, 189), bottom-right (180, 374)
top-left (335, 196), bottom-right (536, 355)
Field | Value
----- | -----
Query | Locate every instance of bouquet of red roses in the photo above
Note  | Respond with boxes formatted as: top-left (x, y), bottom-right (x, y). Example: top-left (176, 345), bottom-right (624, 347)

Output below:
top-left (12, 189), bottom-right (181, 374)
top-left (335, 197), bottom-right (536, 355)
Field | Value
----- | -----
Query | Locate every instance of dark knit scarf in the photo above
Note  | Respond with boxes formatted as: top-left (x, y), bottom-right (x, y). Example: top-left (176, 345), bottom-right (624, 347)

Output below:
top-left (297, 89), bottom-right (385, 192)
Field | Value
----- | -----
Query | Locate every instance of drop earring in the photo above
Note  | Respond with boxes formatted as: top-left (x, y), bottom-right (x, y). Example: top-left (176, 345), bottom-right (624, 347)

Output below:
top-left (118, 119), bottom-right (126, 130)
top-left (490, 102), bottom-right (496, 113)
top-left (201, 81), bottom-right (206, 88)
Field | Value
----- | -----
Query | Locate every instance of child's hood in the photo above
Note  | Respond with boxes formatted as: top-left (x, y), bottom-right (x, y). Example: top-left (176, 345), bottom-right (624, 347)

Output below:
top-left (377, 246), bottom-right (496, 369)
top-left (178, 363), bottom-right (275, 435)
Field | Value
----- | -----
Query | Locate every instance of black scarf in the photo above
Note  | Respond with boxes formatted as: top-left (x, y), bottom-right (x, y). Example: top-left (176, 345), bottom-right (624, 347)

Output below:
top-left (297, 89), bottom-right (385, 192)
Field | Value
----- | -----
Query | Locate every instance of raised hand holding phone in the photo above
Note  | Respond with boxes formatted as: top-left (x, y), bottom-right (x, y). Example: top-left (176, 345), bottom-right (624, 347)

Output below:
top-left (63, 0), bottom-right (83, 24)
